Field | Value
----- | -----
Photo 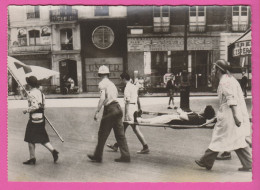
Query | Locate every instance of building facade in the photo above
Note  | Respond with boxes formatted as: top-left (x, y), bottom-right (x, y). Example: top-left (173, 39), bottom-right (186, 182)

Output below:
top-left (126, 6), bottom-right (251, 91)
top-left (8, 5), bottom-right (251, 93)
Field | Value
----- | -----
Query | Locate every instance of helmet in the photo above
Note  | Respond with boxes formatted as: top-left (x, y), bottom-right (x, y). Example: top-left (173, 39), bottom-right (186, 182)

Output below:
top-left (98, 65), bottom-right (110, 74)
top-left (214, 60), bottom-right (230, 73)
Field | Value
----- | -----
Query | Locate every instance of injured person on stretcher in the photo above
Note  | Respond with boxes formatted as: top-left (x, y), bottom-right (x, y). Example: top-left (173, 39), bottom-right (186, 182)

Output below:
top-left (135, 105), bottom-right (216, 126)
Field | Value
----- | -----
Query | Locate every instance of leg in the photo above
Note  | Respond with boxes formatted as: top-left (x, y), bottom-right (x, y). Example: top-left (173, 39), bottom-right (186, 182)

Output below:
top-left (94, 119), bottom-right (113, 160)
top-left (113, 122), bottom-right (129, 148)
top-left (196, 149), bottom-right (219, 170)
top-left (234, 147), bottom-right (252, 170)
top-left (42, 142), bottom-right (59, 163)
top-left (28, 143), bottom-right (36, 159)
top-left (42, 142), bottom-right (54, 153)
top-left (131, 124), bottom-right (147, 146)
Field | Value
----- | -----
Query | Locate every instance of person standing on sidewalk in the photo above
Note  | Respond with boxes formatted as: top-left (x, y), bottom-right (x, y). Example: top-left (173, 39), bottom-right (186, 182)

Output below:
top-left (240, 71), bottom-right (248, 98)
top-left (195, 60), bottom-right (252, 172)
top-left (88, 66), bottom-right (131, 163)
top-left (107, 73), bottom-right (150, 154)
top-left (166, 74), bottom-right (176, 109)
top-left (23, 76), bottom-right (59, 165)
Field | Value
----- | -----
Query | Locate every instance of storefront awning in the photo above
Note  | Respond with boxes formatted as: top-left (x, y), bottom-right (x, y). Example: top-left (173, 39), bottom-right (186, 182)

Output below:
top-left (229, 29), bottom-right (251, 57)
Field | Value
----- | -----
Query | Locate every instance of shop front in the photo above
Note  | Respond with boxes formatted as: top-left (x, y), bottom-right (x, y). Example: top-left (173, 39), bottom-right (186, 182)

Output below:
top-left (127, 36), bottom-right (220, 91)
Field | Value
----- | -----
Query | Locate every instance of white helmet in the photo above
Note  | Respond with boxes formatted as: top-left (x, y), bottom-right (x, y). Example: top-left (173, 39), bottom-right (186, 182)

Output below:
top-left (98, 65), bottom-right (110, 74)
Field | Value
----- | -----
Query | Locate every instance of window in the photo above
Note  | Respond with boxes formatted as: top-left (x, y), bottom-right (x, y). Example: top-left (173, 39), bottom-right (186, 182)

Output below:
top-left (153, 6), bottom-right (170, 33)
top-left (27, 6), bottom-right (40, 19)
top-left (189, 6), bottom-right (206, 32)
top-left (17, 29), bottom-right (27, 46)
top-left (29, 30), bottom-right (40, 45)
top-left (60, 29), bottom-right (73, 50)
top-left (92, 26), bottom-right (114, 49)
top-left (232, 6), bottom-right (249, 31)
top-left (95, 6), bottom-right (109, 16)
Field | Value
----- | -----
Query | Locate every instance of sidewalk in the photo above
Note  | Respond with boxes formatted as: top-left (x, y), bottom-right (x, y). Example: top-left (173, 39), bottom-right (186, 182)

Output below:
top-left (7, 91), bottom-right (252, 100)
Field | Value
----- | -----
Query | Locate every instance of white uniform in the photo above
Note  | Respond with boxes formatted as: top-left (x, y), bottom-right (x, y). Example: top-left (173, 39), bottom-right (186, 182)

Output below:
top-left (208, 74), bottom-right (250, 152)
top-left (98, 77), bottom-right (118, 106)
top-left (124, 81), bottom-right (138, 121)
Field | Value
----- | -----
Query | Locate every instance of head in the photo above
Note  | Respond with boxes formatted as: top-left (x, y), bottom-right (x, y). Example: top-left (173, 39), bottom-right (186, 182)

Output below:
top-left (98, 65), bottom-right (110, 78)
top-left (26, 76), bottom-right (39, 88)
top-left (213, 60), bottom-right (231, 79)
top-left (120, 72), bottom-right (131, 84)
top-left (200, 105), bottom-right (215, 120)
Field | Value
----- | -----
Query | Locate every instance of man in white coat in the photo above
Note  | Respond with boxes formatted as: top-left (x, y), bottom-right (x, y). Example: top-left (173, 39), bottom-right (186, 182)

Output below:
top-left (195, 60), bottom-right (252, 172)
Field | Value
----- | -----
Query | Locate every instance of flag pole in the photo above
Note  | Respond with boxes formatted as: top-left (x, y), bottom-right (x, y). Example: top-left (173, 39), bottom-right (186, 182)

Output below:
top-left (8, 66), bottom-right (64, 142)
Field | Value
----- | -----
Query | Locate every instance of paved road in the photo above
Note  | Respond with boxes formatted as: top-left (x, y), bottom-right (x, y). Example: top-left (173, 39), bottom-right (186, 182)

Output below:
top-left (7, 96), bottom-right (252, 182)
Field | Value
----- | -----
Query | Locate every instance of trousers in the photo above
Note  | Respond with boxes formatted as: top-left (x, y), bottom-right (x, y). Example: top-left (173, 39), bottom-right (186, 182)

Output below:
top-left (200, 147), bottom-right (252, 169)
top-left (94, 102), bottom-right (130, 159)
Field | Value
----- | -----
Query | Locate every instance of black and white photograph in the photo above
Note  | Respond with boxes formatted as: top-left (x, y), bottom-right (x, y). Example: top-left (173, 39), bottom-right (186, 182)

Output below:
top-left (7, 5), bottom-right (253, 182)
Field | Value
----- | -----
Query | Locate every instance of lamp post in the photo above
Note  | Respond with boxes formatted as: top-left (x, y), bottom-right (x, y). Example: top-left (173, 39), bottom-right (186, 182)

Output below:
top-left (180, 6), bottom-right (191, 112)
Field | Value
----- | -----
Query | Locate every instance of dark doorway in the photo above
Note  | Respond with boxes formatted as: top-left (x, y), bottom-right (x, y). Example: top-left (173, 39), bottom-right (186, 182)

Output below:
top-left (59, 59), bottom-right (77, 93)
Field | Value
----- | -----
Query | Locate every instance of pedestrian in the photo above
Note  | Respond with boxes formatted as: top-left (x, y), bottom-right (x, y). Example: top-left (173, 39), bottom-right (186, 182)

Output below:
top-left (23, 76), bottom-right (59, 165)
top-left (166, 74), bottom-right (176, 109)
top-left (88, 66), bottom-right (131, 163)
top-left (107, 73), bottom-right (150, 154)
top-left (240, 71), bottom-right (248, 98)
top-left (195, 60), bottom-right (252, 172)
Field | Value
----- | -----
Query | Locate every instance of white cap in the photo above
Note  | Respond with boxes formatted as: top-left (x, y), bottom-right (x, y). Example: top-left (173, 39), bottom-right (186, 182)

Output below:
top-left (98, 65), bottom-right (110, 74)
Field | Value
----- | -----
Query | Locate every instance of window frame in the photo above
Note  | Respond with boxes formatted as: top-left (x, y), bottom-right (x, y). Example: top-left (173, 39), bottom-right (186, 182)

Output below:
top-left (28, 30), bottom-right (40, 46)
top-left (153, 6), bottom-right (170, 33)
top-left (26, 6), bottom-right (40, 19)
top-left (94, 6), bottom-right (109, 16)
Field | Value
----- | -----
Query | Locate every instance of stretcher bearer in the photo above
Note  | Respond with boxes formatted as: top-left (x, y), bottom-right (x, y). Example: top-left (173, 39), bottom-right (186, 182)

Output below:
top-left (107, 73), bottom-right (150, 154)
top-left (88, 66), bottom-right (131, 163)
top-left (195, 60), bottom-right (252, 172)
top-left (23, 76), bottom-right (59, 165)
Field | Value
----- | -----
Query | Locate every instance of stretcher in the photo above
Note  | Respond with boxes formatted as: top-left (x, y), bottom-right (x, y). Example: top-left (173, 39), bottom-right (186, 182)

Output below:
top-left (123, 110), bottom-right (216, 129)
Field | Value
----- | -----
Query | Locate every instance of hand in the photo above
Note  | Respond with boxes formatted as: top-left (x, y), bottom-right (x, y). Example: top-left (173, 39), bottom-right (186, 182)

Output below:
top-left (94, 112), bottom-right (98, 121)
top-left (23, 110), bottom-right (27, 114)
top-left (234, 116), bottom-right (242, 127)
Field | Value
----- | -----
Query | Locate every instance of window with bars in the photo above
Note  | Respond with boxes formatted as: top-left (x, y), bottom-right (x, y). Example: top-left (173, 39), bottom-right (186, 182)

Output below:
top-left (153, 6), bottom-right (170, 33)
top-left (95, 6), bottom-right (109, 16)
top-left (232, 6), bottom-right (249, 32)
top-left (60, 29), bottom-right (73, 50)
top-left (27, 6), bottom-right (40, 19)
top-left (189, 6), bottom-right (206, 32)
top-left (29, 30), bottom-right (40, 45)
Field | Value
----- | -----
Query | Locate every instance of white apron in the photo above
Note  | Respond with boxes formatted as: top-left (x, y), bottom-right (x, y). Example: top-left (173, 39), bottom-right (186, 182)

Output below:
top-left (208, 74), bottom-right (250, 152)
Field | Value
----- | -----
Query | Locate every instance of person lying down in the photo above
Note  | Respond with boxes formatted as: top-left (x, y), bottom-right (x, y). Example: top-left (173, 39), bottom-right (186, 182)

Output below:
top-left (135, 105), bottom-right (216, 126)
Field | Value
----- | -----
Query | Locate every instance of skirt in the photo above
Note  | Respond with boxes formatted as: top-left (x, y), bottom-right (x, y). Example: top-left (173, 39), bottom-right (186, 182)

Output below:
top-left (24, 120), bottom-right (50, 144)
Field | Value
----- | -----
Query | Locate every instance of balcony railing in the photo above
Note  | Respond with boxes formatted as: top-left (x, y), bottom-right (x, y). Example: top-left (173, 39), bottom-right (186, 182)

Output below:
top-left (232, 24), bottom-right (249, 32)
top-left (189, 25), bottom-right (206, 32)
top-left (27, 12), bottom-right (40, 19)
top-left (153, 26), bottom-right (170, 33)
top-left (50, 9), bottom-right (78, 22)
top-left (10, 45), bottom-right (51, 54)
top-left (61, 44), bottom-right (73, 50)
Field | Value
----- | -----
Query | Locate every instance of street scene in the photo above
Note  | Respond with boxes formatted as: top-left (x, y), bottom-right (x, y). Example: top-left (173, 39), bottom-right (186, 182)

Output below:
top-left (8, 96), bottom-right (252, 182)
top-left (7, 5), bottom-right (253, 182)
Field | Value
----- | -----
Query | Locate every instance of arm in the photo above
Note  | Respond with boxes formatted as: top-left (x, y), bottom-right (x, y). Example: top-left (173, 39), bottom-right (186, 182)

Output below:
top-left (200, 117), bottom-right (217, 127)
top-left (94, 90), bottom-right (106, 121)
top-left (137, 96), bottom-right (141, 111)
top-left (230, 105), bottom-right (242, 127)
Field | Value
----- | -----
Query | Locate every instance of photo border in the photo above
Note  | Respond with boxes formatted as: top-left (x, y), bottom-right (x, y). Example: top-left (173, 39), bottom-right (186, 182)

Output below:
top-left (0, 0), bottom-right (259, 189)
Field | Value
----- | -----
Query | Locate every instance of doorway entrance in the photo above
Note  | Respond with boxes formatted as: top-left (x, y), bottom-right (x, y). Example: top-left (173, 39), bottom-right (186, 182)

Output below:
top-left (59, 59), bottom-right (77, 93)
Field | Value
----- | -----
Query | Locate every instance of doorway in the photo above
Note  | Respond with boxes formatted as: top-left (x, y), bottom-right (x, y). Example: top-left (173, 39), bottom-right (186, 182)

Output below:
top-left (59, 59), bottom-right (77, 93)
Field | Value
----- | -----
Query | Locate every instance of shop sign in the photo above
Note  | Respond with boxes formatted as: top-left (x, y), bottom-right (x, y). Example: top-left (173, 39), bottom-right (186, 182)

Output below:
top-left (128, 37), bottom-right (184, 52)
top-left (188, 37), bottom-right (219, 50)
top-left (128, 37), bottom-right (219, 52)
top-left (233, 40), bottom-right (251, 57)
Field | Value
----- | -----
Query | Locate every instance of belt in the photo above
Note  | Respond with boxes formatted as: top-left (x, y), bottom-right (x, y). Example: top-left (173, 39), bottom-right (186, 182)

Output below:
top-left (105, 101), bottom-right (118, 107)
top-left (129, 103), bottom-right (136, 105)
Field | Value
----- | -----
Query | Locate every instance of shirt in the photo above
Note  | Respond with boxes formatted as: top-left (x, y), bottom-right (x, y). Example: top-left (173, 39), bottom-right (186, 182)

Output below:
top-left (98, 78), bottom-right (118, 106)
top-left (167, 113), bottom-right (206, 125)
top-left (27, 88), bottom-right (45, 122)
top-left (124, 81), bottom-right (138, 104)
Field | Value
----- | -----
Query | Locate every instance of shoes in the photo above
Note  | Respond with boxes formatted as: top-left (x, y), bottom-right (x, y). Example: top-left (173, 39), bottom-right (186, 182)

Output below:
top-left (87, 154), bottom-right (102, 163)
top-left (238, 167), bottom-right (252, 172)
top-left (173, 106), bottom-right (178, 109)
top-left (216, 152), bottom-right (231, 160)
top-left (52, 149), bottom-right (59, 163)
top-left (168, 106), bottom-right (172, 109)
top-left (23, 158), bottom-right (36, 165)
top-left (137, 148), bottom-right (150, 154)
top-left (195, 160), bottom-right (212, 170)
top-left (114, 157), bottom-right (131, 163)
top-left (106, 144), bottom-right (118, 152)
